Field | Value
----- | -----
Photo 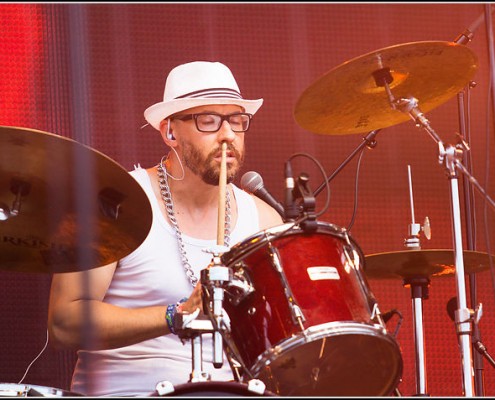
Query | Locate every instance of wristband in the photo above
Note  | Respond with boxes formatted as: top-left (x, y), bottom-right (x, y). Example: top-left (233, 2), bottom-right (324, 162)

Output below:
top-left (165, 297), bottom-right (189, 335)
top-left (165, 303), bottom-right (177, 335)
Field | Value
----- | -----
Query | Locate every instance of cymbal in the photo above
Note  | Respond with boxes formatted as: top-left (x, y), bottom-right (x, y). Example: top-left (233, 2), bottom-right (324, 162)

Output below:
top-left (294, 41), bottom-right (479, 135)
top-left (365, 249), bottom-right (493, 280)
top-left (0, 126), bottom-right (152, 274)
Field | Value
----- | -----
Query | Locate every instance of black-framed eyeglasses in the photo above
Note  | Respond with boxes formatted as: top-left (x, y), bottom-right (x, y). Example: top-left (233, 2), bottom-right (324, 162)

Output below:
top-left (172, 112), bottom-right (252, 133)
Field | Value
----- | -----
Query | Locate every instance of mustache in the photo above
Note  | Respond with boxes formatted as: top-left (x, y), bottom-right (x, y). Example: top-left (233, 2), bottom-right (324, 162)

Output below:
top-left (207, 143), bottom-right (242, 162)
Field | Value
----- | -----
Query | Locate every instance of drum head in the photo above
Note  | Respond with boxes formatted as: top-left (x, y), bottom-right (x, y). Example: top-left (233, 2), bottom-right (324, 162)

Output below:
top-left (252, 322), bottom-right (402, 396)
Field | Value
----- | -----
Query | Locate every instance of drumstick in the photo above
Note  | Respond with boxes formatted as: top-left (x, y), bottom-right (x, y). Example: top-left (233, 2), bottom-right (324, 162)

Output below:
top-left (213, 141), bottom-right (227, 368)
top-left (217, 141), bottom-right (227, 245)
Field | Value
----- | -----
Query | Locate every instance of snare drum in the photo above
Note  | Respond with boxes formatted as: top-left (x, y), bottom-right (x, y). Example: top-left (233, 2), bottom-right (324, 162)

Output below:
top-left (220, 222), bottom-right (402, 396)
top-left (0, 383), bottom-right (81, 397)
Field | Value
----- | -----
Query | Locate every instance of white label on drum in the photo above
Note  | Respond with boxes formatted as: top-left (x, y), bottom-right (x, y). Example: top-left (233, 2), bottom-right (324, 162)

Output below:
top-left (307, 266), bottom-right (340, 280)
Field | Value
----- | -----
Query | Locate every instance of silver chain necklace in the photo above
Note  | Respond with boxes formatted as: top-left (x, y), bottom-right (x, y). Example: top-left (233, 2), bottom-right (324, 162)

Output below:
top-left (157, 163), bottom-right (231, 287)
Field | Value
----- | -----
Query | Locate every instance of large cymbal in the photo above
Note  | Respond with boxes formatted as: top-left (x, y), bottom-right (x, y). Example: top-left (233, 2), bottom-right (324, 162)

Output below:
top-left (0, 126), bottom-right (152, 274)
top-left (294, 41), bottom-right (479, 135)
top-left (365, 249), bottom-right (493, 280)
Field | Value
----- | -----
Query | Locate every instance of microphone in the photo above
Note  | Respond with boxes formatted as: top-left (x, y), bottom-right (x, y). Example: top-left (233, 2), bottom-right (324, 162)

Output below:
top-left (284, 160), bottom-right (298, 221)
top-left (240, 171), bottom-right (285, 218)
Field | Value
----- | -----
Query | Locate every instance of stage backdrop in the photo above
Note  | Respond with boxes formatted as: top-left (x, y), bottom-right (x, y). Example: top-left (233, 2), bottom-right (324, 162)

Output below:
top-left (0, 3), bottom-right (494, 396)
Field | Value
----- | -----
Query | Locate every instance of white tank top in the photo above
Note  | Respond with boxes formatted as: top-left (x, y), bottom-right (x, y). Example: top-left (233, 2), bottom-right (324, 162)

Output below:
top-left (71, 167), bottom-right (261, 396)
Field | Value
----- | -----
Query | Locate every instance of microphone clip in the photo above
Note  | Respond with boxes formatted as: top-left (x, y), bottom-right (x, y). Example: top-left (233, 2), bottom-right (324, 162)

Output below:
top-left (293, 173), bottom-right (317, 232)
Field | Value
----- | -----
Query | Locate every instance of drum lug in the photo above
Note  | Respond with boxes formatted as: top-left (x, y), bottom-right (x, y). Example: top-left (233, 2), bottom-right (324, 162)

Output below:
top-left (291, 304), bottom-right (307, 333)
top-left (226, 263), bottom-right (255, 306)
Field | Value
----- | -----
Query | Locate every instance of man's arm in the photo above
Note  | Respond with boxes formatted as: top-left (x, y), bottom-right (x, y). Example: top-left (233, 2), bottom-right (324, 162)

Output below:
top-left (47, 262), bottom-right (203, 350)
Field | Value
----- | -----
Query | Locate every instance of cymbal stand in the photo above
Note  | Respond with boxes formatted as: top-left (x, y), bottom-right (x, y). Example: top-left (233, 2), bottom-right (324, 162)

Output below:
top-left (404, 165), bottom-right (431, 396)
top-left (157, 248), bottom-right (233, 389)
top-left (403, 276), bottom-right (431, 396)
top-left (197, 250), bottom-right (269, 395)
top-left (155, 311), bottom-right (215, 393)
top-left (374, 67), bottom-right (493, 395)
top-left (155, 308), bottom-right (223, 396)
top-left (400, 105), bottom-right (474, 396)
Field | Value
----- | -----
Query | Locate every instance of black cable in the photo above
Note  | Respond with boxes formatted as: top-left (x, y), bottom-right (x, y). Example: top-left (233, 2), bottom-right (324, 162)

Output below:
top-left (346, 147), bottom-right (366, 232)
top-left (392, 309), bottom-right (404, 338)
top-left (382, 308), bottom-right (404, 338)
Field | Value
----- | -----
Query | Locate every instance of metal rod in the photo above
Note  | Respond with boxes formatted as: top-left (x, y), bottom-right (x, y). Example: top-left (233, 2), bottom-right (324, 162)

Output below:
top-left (407, 165), bottom-right (416, 225)
top-left (412, 296), bottom-right (427, 394)
top-left (313, 129), bottom-right (381, 197)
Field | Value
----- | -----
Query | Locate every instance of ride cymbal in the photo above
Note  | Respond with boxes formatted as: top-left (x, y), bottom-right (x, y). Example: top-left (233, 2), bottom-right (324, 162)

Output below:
top-left (0, 126), bottom-right (152, 273)
top-left (365, 249), bottom-right (493, 280)
top-left (294, 41), bottom-right (478, 135)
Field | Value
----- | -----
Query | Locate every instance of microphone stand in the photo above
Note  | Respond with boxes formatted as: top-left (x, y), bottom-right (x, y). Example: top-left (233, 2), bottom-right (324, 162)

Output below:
top-left (453, 8), bottom-right (490, 394)
top-left (313, 129), bottom-right (381, 197)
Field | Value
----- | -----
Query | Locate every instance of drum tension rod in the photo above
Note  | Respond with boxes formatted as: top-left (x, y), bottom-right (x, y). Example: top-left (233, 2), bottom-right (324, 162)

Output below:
top-left (266, 241), bottom-right (306, 331)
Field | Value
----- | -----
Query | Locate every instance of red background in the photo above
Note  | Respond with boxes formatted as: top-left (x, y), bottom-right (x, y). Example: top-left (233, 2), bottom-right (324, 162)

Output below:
top-left (0, 3), bottom-right (494, 397)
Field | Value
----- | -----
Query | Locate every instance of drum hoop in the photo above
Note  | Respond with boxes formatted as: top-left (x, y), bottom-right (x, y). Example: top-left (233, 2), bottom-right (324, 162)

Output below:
top-left (221, 221), bottom-right (363, 266)
top-left (248, 321), bottom-right (401, 375)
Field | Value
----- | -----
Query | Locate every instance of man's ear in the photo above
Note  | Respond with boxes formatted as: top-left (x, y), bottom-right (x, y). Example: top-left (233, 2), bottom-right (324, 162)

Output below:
top-left (160, 119), bottom-right (176, 144)
top-left (166, 119), bottom-right (175, 140)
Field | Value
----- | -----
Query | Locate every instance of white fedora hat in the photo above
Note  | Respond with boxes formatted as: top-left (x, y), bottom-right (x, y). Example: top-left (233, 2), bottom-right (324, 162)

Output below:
top-left (144, 61), bottom-right (264, 131)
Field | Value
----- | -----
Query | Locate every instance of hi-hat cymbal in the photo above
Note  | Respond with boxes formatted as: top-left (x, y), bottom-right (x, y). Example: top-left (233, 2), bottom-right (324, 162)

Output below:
top-left (294, 41), bottom-right (479, 135)
top-left (365, 249), bottom-right (493, 280)
top-left (0, 126), bottom-right (152, 274)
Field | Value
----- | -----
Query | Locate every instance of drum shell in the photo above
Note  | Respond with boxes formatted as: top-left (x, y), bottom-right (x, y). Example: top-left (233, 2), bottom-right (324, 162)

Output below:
top-left (222, 222), bottom-right (374, 367)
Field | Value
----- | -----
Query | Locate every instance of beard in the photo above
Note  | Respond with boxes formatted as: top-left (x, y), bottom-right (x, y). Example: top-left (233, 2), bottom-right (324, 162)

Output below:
top-left (179, 140), bottom-right (244, 186)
